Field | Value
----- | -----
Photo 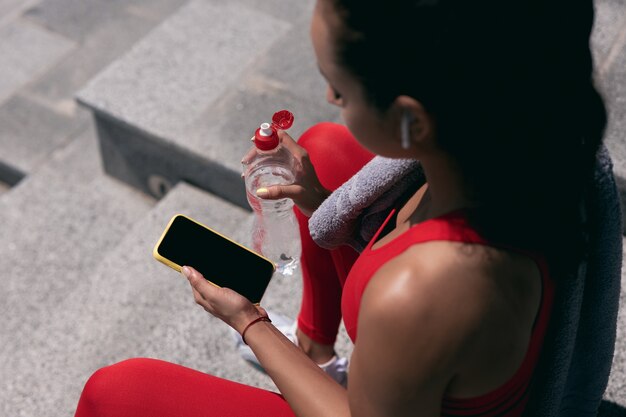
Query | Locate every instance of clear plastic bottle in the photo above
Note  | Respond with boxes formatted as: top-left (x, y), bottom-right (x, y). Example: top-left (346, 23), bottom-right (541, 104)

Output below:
top-left (243, 110), bottom-right (301, 275)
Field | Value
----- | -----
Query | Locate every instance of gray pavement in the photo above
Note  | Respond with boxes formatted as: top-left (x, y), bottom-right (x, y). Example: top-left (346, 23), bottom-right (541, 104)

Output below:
top-left (0, 0), bottom-right (624, 416)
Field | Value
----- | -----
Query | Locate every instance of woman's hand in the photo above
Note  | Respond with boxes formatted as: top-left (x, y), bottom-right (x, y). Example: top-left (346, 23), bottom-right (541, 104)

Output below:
top-left (242, 130), bottom-right (330, 217)
top-left (181, 266), bottom-right (266, 334)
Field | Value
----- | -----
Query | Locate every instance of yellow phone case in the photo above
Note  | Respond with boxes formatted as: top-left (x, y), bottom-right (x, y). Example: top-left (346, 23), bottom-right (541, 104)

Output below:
top-left (152, 213), bottom-right (276, 277)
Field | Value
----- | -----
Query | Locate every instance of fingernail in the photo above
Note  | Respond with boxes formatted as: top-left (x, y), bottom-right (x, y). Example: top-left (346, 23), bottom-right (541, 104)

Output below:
top-left (181, 266), bottom-right (191, 278)
top-left (256, 188), bottom-right (269, 198)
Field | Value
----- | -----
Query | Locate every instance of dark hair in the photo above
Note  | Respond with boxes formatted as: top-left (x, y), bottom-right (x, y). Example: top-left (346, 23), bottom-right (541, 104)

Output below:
top-left (326, 0), bottom-right (606, 279)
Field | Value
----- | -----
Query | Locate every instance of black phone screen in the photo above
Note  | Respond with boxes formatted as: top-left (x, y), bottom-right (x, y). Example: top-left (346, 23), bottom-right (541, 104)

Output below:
top-left (156, 215), bottom-right (275, 303)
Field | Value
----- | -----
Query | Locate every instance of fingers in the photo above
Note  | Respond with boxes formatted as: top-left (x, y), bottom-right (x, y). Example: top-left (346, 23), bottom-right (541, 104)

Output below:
top-left (256, 184), bottom-right (303, 201)
top-left (241, 145), bottom-right (258, 166)
top-left (182, 265), bottom-right (260, 331)
top-left (182, 266), bottom-right (213, 304)
top-left (183, 267), bottom-right (229, 319)
top-left (277, 130), bottom-right (307, 158)
top-left (182, 266), bottom-right (204, 289)
top-left (191, 286), bottom-right (205, 307)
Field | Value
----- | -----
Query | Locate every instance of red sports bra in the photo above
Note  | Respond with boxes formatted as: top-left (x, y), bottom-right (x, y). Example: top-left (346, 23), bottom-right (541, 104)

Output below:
top-left (341, 208), bottom-right (554, 417)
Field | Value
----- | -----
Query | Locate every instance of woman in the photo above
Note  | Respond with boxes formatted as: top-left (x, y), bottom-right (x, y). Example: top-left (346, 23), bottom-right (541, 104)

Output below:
top-left (75, 0), bottom-right (606, 416)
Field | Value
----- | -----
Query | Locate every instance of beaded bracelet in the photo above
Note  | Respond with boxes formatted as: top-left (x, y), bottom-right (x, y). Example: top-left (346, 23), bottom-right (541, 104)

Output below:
top-left (241, 315), bottom-right (272, 345)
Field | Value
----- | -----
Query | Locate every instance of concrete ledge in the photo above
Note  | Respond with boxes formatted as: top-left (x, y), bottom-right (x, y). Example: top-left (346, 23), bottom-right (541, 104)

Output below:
top-left (0, 159), bottom-right (23, 186)
top-left (77, 0), bottom-right (292, 205)
top-left (78, 1), bottom-right (290, 141)
top-left (92, 111), bottom-right (249, 206)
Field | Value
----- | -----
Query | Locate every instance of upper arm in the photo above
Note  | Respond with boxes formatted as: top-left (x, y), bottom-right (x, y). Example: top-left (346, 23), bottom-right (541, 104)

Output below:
top-left (347, 246), bottom-right (489, 417)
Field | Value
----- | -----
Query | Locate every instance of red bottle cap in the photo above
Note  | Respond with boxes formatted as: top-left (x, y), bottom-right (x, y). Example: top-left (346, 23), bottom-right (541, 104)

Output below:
top-left (253, 110), bottom-right (294, 151)
top-left (271, 110), bottom-right (294, 130)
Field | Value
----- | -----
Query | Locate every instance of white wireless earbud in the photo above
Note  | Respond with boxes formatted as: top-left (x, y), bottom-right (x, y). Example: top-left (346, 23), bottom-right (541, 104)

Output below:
top-left (401, 110), bottom-right (412, 150)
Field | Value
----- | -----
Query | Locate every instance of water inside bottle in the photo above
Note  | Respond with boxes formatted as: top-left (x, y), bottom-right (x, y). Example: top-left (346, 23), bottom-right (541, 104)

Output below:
top-left (245, 166), bottom-right (301, 275)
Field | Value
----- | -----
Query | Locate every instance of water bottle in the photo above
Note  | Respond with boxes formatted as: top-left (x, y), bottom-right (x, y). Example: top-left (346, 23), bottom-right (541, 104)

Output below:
top-left (243, 110), bottom-right (301, 276)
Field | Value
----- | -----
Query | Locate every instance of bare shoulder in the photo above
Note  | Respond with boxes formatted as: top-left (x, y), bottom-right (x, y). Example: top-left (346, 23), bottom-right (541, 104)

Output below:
top-left (360, 241), bottom-right (501, 350)
top-left (354, 240), bottom-right (542, 399)
top-left (348, 242), bottom-right (502, 415)
top-left (363, 240), bottom-right (541, 324)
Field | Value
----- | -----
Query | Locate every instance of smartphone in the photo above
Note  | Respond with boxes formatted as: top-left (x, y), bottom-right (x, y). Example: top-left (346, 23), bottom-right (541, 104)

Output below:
top-left (153, 214), bottom-right (276, 304)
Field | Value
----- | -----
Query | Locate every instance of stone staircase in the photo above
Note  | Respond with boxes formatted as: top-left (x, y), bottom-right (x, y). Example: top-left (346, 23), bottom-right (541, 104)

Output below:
top-left (0, 0), bottom-right (624, 416)
top-left (75, 0), bottom-right (339, 206)
top-left (0, 126), bottom-right (155, 415)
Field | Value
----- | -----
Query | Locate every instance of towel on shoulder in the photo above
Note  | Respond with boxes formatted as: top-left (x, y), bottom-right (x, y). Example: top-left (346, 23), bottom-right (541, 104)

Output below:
top-left (309, 156), bottom-right (425, 252)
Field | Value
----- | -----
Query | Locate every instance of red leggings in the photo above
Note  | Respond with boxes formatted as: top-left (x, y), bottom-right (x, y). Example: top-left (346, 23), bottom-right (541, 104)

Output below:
top-left (74, 123), bottom-right (374, 417)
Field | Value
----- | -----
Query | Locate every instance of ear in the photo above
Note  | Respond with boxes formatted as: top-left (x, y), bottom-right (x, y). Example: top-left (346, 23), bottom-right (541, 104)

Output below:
top-left (393, 95), bottom-right (435, 148)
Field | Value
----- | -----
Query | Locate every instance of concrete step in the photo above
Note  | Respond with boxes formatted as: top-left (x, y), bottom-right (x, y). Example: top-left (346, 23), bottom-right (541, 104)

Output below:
top-left (0, 93), bottom-right (89, 186)
top-left (0, 0), bottom-right (38, 28)
top-left (592, 0), bottom-right (626, 227)
top-left (21, 0), bottom-right (188, 117)
top-left (0, 125), bottom-right (156, 416)
top-left (0, 0), bottom-right (188, 187)
top-left (0, 17), bottom-right (74, 106)
top-left (591, 0), bottom-right (626, 72)
top-left (0, 17), bottom-right (75, 185)
top-left (0, 179), bottom-right (9, 194)
top-left (605, 240), bottom-right (626, 407)
top-left (76, 0), bottom-right (339, 208)
top-left (0, 178), bottom-right (352, 416)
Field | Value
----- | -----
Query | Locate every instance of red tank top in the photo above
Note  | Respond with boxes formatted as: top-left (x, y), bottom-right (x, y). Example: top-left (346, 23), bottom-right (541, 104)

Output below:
top-left (341, 208), bottom-right (554, 417)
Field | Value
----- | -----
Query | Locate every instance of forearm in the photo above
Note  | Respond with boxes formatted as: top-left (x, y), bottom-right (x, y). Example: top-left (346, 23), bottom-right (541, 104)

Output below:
top-left (244, 321), bottom-right (351, 417)
top-left (182, 266), bottom-right (350, 415)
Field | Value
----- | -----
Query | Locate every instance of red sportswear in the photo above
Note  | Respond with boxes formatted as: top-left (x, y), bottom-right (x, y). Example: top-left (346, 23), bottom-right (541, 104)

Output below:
top-left (342, 208), bottom-right (554, 417)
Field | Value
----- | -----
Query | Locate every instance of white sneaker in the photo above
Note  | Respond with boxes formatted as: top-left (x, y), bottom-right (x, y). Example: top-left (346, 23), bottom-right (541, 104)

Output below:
top-left (232, 311), bottom-right (349, 387)
top-left (317, 355), bottom-right (349, 388)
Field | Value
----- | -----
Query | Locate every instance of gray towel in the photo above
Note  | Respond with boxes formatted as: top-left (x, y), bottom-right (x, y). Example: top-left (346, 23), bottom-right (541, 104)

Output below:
top-left (309, 156), bottom-right (425, 252)
top-left (523, 145), bottom-right (623, 417)
top-left (308, 145), bottom-right (623, 416)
